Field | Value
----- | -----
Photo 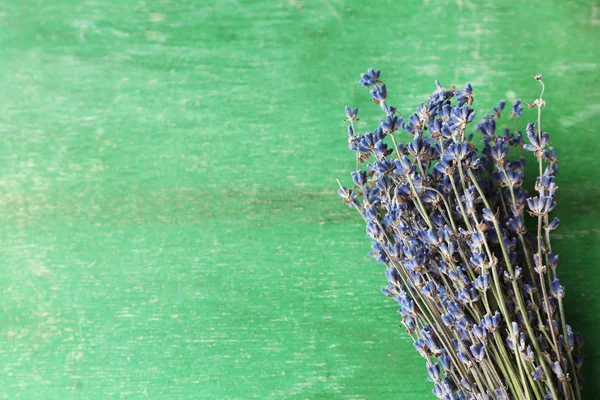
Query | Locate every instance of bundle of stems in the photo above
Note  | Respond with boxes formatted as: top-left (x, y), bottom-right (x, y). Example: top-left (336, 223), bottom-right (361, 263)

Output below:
top-left (338, 69), bottom-right (583, 399)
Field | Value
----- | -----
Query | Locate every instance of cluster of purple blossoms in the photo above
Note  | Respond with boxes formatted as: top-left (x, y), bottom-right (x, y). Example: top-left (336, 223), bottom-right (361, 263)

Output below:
top-left (339, 69), bottom-right (583, 400)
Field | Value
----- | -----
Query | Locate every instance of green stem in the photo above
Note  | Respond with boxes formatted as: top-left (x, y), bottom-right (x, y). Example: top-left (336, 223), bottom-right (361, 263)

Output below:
top-left (349, 119), bottom-right (358, 170)
top-left (512, 338), bottom-right (532, 400)
top-left (468, 169), bottom-right (559, 400)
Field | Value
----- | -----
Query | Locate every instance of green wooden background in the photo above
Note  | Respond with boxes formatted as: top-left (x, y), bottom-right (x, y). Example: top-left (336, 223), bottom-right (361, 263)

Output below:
top-left (0, 0), bottom-right (598, 398)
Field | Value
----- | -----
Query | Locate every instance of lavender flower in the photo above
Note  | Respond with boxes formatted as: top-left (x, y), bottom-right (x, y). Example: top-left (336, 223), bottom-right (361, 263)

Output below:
top-left (512, 99), bottom-right (523, 118)
top-left (493, 100), bottom-right (506, 118)
top-left (370, 84), bottom-right (388, 104)
top-left (455, 83), bottom-right (473, 107)
top-left (338, 71), bottom-right (583, 399)
top-left (344, 106), bottom-right (359, 121)
top-left (359, 67), bottom-right (381, 87)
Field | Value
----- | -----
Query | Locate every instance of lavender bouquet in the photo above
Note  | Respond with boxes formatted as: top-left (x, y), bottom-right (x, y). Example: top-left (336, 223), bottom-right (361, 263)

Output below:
top-left (337, 69), bottom-right (583, 400)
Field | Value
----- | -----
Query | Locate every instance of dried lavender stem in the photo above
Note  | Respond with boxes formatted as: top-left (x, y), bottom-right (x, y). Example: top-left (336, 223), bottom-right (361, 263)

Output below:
top-left (489, 338), bottom-right (522, 398)
top-left (511, 337), bottom-right (533, 400)
top-left (456, 157), bottom-right (469, 198)
top-left (559, 299), bottom-right (581, 400)
top-left (452, 171), bottom-right (527, 398)
top-left (350, 193), bottom-right (475, 387)
top-left (536, 217), bottom-right (559, 349)
top-left (440, 138), bottom-right (473, 232)
top-left (468, 168), bottom-right (559, 399)
top-left (416, 155), bottom-right (427, 177)
top-left (408, 177), bottom-right (434, 230)
top-left (424, 187), bottom-right (457, 232)
top-left (498, 165), bottom-right (538, 288)
top-left (480, 289), bottom-right (522, 396)
top-left (532, 86), bottom-right (559, 350)
top-left (534, 77), bottom-right (582, 400)
top-left (448, 174), bottom-right (473, 231)
top-left (523, 361), bottom-right (545, 400)
top-left (478, 231), bottom-right (532, 397)
top-left (388, 129), bottom-right (434, 230)
top-left (527, 291), bottom-right (559, 354)
top-left (349, 119), bottom-right (359, 170)
top-left (479, 354), bottom-right (501, 393)
top-left (498, 187), bottom-right (508, 216)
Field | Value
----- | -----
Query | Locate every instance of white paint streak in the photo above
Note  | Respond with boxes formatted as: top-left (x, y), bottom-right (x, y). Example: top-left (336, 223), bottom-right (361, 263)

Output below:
top-left (145, 31), bottom-right (167, 42)
top-left (592, 5), bottom-right (600, 25)
top-left (560, 104), bottom-right (600, 128)
top-left (149, 13), bottom-right (166, 23)
top-left (322, 0), bottom-right (342, 21)
top-left (454, 14), bottom-right (505, 86)
top-left (110, 29), bottom-right (130, 38)
top-left (289, 0), bottom-right (304, 12)
top-left (551, 62), bottom-right (598, 74)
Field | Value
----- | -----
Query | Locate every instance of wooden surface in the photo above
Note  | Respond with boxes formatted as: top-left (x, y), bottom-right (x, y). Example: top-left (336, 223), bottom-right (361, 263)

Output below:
top-left (0, 0), bottom-right (598, 398)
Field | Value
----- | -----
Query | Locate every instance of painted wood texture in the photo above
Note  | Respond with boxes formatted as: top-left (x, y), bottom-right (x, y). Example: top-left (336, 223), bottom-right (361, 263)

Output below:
top-left (0, 1), bottom-right (598, 398)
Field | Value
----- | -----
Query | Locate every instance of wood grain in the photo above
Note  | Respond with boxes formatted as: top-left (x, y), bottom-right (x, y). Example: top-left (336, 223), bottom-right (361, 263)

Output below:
top-left (0, 0), bottom-right (598, 398)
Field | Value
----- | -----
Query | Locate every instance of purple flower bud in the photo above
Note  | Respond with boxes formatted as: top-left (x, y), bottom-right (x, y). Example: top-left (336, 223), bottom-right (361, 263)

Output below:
top-left (532, 366), bottom-right (545, 381)
top-left (457, 351), bottom-right (472, 367)
top-left (527, 196), bottom-right (556, 216)
top-left (456, 83), bottom-right (473, 107)
top-left (492, 100), bottom-right (506, 118)
top-left (482, 208), bottom-right (496, 222)
top-left (495, 388), bottom-right (508, 400)
top-left (460, 378), bottom-right (471, 390)
top-left (380, 114), bottom-right (402, 134)
top-left (439, 353), bottom-right (452, 371)
top-left (565, 325), bottom-right (575, 348)
top-left (469, 343), bottom-right (486, 362)
top-left (524, 123), bottom-right (549, 155)
top-left (489, 142), bottom-right (509, 161)
top-left (514, 266), bottom-right (522, 279)
top-left (422, 281), bottom-right (439, 299)
top-left (512, 99), bottom-right (523, 118)
top-left (348, 127), bottom-right (356, 140)
top-left (458, 286), bottom-right (480, 304)
top-left (472, 324), bottom-right (486, 340)
top-left (522, 345), bottom-right (535, 362)
top-left (359, 67), bottom-right (381, 87)
top-left (344, 106), bottom-right (359, 121)
top-left (551, 361), bottom-right (564, 380)
top-left (427, 363), bottom-right (441, 382)
top-left (482, 312), bottom-right (501, 333)
top-left (429, 80), bottom-right (455, 105)
top-left (403, 315), bottom-right (417, 333)
top-left (550, 278), bottom-right (565, 299)
top-left (441, 313), bottom-right (455, 327)
top-left (507, 214), bottom-right (526, 234)
top-left (337, 185), bottom-right (356, 208)
top-left (547, 217), bottom-right (560, 231)
top-left (350, 170), bottom-right (367, 186)
top-left (475, 114), bottom-right (496, 137)
top-left (470, 252), bottom-right (486, 269)
top-left (473, 273), bottom-right (490, 292)
top-left (370, 84), bottom-right (387, 104)
top-left (414, 339), bottom-right (429, 358)
top-left (393, 156), bottom-right (413, 176)
top-left (511, 322), bottom-right (520, 336)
